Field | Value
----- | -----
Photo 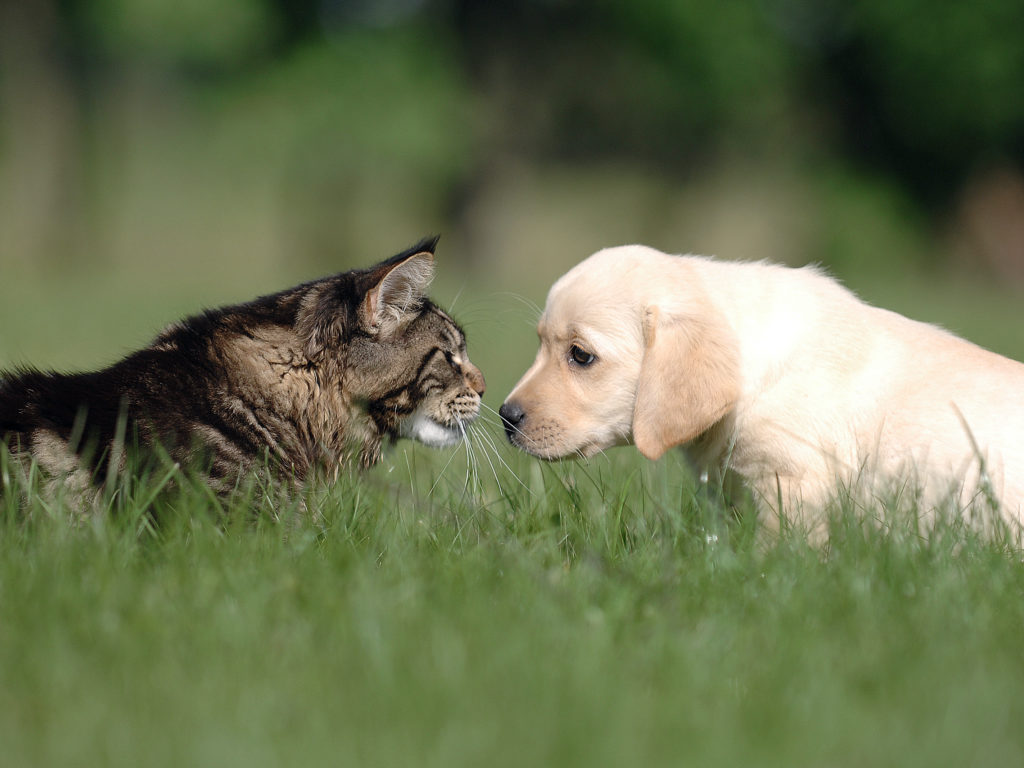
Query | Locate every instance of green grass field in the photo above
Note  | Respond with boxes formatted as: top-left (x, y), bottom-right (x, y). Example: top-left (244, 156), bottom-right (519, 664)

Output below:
top-left (3, 17), bottom-right (1024, 762)
top-left (2, 263), bottom-right (1024, 767)
top-left (3, 417), bottom-right (1024, 767)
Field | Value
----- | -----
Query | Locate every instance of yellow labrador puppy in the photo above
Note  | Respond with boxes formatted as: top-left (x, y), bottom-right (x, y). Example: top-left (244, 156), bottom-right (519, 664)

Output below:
top-left (500, 245), bottom-right (1024, 530)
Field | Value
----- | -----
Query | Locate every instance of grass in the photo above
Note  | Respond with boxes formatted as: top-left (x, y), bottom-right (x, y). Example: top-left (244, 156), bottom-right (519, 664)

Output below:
top-left (3, 157), bottom-right (1024, 764)
top-left (2, 433), bottom-right (1024, 768)
top-left (5, 60), bottom-right (1024, 764)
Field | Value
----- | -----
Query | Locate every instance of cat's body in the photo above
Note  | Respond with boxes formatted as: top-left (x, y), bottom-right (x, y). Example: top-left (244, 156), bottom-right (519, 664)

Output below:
top-left (0, 238), bottom-right (485, 493)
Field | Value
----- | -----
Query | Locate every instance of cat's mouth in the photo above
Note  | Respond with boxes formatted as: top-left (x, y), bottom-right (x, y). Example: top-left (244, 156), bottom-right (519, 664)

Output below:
top-left (399, 407), bottom-right (476, 448)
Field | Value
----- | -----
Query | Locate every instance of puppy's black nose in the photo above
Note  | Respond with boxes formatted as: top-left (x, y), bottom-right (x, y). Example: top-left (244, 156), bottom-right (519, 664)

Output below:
top-left (498, 401), bottom-right (525, 440)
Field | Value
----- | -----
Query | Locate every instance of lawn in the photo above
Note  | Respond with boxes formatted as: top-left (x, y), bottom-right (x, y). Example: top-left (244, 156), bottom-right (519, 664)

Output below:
top-left (2, 259), bottom-right (1024, 767)
top-left (2, 424), bottom-right (1024, 767)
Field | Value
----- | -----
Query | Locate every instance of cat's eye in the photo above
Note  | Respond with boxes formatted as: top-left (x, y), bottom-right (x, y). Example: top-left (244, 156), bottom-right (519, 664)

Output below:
top-left (569, 344), bottom-right (595, 367)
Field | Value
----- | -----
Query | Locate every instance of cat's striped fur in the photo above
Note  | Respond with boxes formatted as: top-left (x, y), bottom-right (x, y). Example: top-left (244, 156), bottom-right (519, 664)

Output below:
top-left (0, 238), bottom-right (484, 494)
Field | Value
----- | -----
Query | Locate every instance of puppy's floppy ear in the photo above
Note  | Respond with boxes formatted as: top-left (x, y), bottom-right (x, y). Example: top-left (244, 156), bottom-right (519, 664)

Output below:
top-left (632, 306), bottom-right (740, 460)
top-left (360, 250), bottom-right (435, 334)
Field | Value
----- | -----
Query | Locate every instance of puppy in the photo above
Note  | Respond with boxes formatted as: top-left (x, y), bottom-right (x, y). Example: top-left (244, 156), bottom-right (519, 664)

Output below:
top-left (500, 245), bottom-right (1024, 530)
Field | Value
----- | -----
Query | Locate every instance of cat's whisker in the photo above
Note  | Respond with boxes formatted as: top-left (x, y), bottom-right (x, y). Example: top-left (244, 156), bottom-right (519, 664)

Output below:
top-left (492, 291), bottom-right (544, 324)
top-left (448, 282), bottom-right (467, 313)
top-left (456, 421), bottom-right (471, 491)
top-left (462, 423), bottom-right (485, 495)
top-left (467, 422), bottom-right (507, 498)
top-left (469, 421), bottom-right (534, 497)
top-left (475, 432), bottom-right (522, 497)
top-left (468, 431), bottom-right (484, 497)
top-left (457, 420), bottom-right (481, 497)
top-left (428, 437), bottom-right (466, 497)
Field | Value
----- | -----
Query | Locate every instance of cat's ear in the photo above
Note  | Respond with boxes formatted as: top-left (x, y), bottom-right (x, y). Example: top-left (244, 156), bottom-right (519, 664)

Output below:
top-left (360, 250), bottom-right (435, 334)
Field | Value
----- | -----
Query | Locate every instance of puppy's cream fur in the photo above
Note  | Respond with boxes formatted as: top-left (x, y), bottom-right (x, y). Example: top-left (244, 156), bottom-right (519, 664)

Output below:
top-left (502, 245), bottom-right (1024, 529)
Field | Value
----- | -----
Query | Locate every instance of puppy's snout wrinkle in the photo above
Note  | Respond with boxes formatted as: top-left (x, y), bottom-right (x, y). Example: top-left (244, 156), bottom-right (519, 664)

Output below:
top-left (499, 401), bottom-right (525, 440)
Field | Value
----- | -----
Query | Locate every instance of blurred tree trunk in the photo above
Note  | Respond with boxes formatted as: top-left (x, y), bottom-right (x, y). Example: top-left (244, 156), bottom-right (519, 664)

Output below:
top-left (0, 0), bottom-right (83, 269)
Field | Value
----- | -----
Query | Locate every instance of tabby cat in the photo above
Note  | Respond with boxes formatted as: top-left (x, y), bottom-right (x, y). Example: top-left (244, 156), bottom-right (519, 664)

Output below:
top-left (0, 237), bottom-right (485, 492)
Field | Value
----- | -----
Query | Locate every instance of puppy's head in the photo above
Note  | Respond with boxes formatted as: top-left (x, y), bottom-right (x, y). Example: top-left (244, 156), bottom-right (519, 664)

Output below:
top-left (500, 246), bottom-right (739, 460)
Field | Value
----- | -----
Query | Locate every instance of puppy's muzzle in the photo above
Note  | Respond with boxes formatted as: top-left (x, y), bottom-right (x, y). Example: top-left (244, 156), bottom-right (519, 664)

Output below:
top-left (498, 400), bottom-right (525, 441)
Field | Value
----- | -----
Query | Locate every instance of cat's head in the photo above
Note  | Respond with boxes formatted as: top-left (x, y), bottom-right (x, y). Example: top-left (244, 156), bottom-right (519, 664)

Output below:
top-left (297, 238), bottom-right (485, 449)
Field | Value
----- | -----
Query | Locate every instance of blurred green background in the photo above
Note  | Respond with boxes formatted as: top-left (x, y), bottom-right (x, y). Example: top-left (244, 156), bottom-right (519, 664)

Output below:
top-left (2, 0), bottom-right (1024, 393)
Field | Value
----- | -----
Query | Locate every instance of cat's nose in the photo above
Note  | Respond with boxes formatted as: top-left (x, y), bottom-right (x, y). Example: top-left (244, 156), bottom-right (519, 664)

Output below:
top-left (498, 400), bottom-right (525, 439)
top-left (465, 363), bottom-right (486, 396)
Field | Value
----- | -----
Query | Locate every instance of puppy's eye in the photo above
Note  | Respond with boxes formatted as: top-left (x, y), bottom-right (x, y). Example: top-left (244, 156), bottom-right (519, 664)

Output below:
top-left (569, 344), bottom-right (596, 367)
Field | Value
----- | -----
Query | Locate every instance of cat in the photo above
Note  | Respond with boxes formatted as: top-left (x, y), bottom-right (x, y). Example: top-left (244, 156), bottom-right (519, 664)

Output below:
top-left (0, 237), bottom-right (485, 494)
